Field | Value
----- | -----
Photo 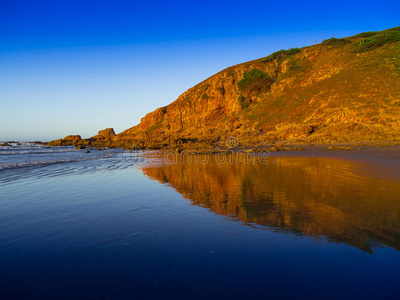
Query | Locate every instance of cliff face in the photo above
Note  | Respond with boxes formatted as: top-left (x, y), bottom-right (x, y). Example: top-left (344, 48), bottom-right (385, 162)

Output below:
top-left (50, 27), bottom-right (400, 148)
top-left (113, 55), bottom-right (298, 148)
top-left (113, 26), bottom-right (400, 148)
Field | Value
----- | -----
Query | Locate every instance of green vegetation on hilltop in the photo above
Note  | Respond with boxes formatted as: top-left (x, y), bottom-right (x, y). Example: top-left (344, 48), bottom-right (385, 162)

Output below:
top-left (321, 38), bottom-right (351, 47)
top-left (352, 31), bottom-right (377, 38)
top-left (261, 48), bottom-right (301, 63)
top-left (350, 27), bottom-right (400, 53)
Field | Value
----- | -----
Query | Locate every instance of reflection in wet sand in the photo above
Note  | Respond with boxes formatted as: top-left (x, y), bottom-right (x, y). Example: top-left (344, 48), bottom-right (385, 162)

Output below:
top-left (142, 155), bottom-right (400, 253)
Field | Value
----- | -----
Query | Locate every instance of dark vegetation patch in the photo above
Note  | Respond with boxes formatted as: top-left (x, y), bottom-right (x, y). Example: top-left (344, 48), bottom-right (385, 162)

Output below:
top-left (288, 60), bottom-right (302, 71)
top-left (241, 77), bottom-right (275, 94)
top-left (261, 48), bottom-right (301, 63)
top-left (238, 95), bottom-right (249, 108)
top-left (202, 84), bottom-right (210, 91)
top-left (352, 31), bottom-right (378, 38)
top-left (321, 38), bottom-right (351, 47)
top-left (238, 69), bottom-right (273, 90)
top-left (350, 29), bottom-right (400, 53)
top-left (146, 121), bottom-right (163, 132)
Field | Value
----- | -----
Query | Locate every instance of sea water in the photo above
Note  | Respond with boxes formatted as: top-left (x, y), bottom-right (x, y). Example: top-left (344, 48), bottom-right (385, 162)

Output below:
top-left (0, 143), bottom-right (116, 170)
top-left (1, 148), bottom-right (400, 299)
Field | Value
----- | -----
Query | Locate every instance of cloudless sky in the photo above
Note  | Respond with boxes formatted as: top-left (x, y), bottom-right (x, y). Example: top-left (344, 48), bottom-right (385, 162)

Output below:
top-left (1, 0), bottom-right (399, 141)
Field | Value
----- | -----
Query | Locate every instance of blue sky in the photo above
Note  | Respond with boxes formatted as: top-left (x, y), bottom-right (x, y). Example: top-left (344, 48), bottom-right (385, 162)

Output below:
top-left (1, 0), bottom-right (399, 141)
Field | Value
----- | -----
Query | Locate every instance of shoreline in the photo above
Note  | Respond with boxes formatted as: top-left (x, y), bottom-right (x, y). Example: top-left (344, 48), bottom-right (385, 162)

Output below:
top-left (140, 144), bottom-right (400, 182)
top-left (3, 142), bottom-right (400, 181)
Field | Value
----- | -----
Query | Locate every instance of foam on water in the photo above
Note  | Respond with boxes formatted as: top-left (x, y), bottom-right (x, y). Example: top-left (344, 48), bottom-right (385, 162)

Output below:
top-left (0, 144), bottom-right (150, 184)
top-left (0, 143), bottom-right (118, 170)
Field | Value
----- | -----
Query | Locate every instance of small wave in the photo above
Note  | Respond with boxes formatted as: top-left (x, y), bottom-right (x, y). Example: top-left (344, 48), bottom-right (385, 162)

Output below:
top-left (0, 144), bottom-right (120, 171)
top-left (0, 149), bottom-right (79, 155)
top-left (0, 152), bottom-right (147, 184)
top-left (0, 153), bottom-right (116, 170)
top-left (0, 142), bottom-right (48, 149)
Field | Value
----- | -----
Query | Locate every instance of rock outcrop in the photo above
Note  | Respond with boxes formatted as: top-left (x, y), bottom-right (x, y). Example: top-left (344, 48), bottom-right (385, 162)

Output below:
top-left (48, 135), bottom-right (82, 146)
top-left (48, 130), bottom-right (117, 148)
top-left (91, 128), bottom-right (116, 142)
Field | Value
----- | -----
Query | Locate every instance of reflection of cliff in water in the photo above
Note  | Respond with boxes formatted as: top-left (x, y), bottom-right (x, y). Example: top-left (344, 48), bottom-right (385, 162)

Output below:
top-left (142, 155), bottom-right (400, 253)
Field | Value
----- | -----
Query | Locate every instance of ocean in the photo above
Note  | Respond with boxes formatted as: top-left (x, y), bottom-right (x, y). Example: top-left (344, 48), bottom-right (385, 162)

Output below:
top-left (1, 144), bottom-right (400, 299)
top-left (0, 143), bottom-right (117, 170)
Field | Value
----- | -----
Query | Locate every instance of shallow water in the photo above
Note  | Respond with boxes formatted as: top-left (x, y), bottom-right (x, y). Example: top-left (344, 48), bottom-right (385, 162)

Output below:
top-left (0, 143), bottom-right (116, 170)
top-left (1, 152), bottom-right (400, 299)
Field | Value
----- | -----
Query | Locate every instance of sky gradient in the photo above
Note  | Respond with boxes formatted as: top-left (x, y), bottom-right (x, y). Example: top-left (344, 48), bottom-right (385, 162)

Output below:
top-left (1, 0), bottom-right (399, 141)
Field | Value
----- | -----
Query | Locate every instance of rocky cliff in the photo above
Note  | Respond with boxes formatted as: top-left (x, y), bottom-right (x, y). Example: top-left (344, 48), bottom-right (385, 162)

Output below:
top-left (49, 26), bottom-right (400, 149)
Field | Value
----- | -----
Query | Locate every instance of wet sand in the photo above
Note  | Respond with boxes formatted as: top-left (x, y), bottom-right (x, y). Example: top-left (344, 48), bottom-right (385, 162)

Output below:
top-left (146, 144), bottom-right (400, 181)
top-left (264, 145), bottom-right (400, 181)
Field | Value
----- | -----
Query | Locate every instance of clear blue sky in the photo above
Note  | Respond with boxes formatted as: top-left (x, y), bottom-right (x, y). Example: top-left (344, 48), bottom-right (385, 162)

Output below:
top-left (1, 0), bottom-right (399, 141)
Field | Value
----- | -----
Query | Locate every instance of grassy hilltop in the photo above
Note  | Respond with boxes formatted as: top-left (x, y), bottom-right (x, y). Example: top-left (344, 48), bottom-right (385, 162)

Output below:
top-left (50, 26), bottom-right (400, 149)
